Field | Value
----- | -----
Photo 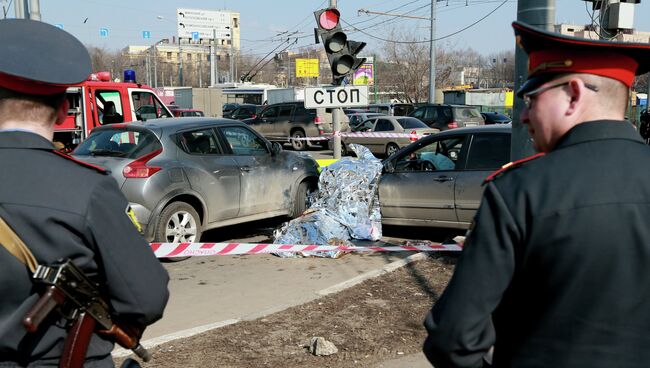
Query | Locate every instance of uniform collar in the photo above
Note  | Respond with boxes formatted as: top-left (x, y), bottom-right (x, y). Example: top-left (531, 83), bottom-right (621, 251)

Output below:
top-left (554, 120), bottom-right (643, 150)
top-left (0, 130), bottom-right (54, 150)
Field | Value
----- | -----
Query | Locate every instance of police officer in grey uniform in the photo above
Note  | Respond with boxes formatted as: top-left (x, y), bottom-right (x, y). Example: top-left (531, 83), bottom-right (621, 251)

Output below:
top-left (423, 22), bottom-right (650, 368)
top-left (0, 19), bottom-right (169, 366)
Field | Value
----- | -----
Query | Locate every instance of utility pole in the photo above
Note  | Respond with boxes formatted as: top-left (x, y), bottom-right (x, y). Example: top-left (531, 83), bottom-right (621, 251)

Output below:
top-left (178, 42), bottom-right (184, 86)
top-left (511, 0), bottom-right (555, 161)
top-left (230, 20), bottom-right (235, 83)
top-left (28, 0), bottom-right (40, 20)
top-left (14, 0), bottom-right (25, 18)
top-left (210, 29), bottom-right (217, 86)
top-left (429, 0), bottom-right (436, 103)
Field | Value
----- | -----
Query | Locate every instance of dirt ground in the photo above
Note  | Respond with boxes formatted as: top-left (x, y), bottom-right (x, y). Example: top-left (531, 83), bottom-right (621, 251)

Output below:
top-left (116, 253), bottom-right (457, 368)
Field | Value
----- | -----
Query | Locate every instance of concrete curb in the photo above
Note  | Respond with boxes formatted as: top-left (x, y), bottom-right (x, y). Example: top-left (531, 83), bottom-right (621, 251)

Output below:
top-left (113, 252), bottom-right (428, 358)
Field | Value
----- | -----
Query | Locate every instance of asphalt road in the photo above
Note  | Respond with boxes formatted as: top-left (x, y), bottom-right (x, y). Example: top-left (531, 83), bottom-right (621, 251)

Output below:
top-left (143, 214), bottom-right (461, 341)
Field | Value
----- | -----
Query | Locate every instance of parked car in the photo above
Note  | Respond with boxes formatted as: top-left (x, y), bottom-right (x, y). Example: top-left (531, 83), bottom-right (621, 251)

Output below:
top-left (337, 116), bottom-right (438, 157)
top-left (409, 104), bottom-right (485, 130)
top-left (367, 103), bottom-right (414, 116)
top-left (167, 105), bottom-right (205, 117)
top-left (242, 101), bottom-right (349, 151)
top-left (225, 104), bottom-right (266, 120)
top-left (222, 103), bottom-right (239, 116)
top-left (481, 112), bottom-right (512, 124)
top-left (378, 125), bottom-right (511, 229)
top-left (72, 118), bottom-right (319, 244)
top-left (348, 112), bottom-right (386, 130)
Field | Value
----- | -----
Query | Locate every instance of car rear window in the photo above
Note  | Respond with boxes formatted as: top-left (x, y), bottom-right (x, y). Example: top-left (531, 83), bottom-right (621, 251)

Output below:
top-left (396, 117), bottom-right (428, 129)
top-left (454, 107), bottom-right (481, 119)
top-left (73, 129), bottom-right (161, 159)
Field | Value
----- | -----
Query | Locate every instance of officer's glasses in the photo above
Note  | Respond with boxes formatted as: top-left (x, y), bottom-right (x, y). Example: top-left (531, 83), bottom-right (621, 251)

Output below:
top-left (523, 81), bottom-right (599, 109)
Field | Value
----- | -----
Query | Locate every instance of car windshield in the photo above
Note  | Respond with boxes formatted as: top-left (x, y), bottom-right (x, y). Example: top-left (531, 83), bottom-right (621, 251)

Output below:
top-left (73, 129), bottom-right (162, 159)
top-left (396, 117), bottom-right (428, 129)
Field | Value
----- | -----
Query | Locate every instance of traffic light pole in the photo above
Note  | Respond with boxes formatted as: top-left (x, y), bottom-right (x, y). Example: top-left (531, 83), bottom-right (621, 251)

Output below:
top-left (511, 0), bottom-right (555, 160)
top-left (330, 0), bottom-right (341, 159)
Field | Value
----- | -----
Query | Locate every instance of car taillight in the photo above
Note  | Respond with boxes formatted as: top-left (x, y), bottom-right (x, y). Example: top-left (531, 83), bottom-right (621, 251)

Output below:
top-left (447, 121), bottom-right (458, 129)
top-left (123, 149), bottom-right (162, 178)
top-left (251, 114), bottom-right (257, 119)
top-left (410, 130), bottom-right (418, 142)
top-left (313, 116), bottom-right (323, 124)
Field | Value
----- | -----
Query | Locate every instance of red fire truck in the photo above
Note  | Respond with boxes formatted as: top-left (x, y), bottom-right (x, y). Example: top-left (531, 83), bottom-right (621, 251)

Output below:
top-left (56, 70), bottom-right (172, 150)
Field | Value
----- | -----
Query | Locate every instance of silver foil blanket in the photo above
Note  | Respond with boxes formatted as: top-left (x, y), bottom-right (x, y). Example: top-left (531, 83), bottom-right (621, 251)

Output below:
top-left (274, 144), bottom-right (383, 258)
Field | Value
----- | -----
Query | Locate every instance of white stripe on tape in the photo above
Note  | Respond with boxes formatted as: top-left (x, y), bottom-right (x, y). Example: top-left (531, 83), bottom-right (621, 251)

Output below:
top-left (150, 242), bottom-right (462, 258)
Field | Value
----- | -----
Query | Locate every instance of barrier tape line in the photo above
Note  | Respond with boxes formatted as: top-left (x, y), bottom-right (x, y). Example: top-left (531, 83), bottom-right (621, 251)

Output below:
top-left (150, 242), bottom-right (462, 258)
top-left (288, 131), bottom-right (431, 141)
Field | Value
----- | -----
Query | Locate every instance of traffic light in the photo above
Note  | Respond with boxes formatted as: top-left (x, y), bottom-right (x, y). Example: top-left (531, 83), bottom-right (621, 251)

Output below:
top-left (314, 8), bottom-right (366, 85)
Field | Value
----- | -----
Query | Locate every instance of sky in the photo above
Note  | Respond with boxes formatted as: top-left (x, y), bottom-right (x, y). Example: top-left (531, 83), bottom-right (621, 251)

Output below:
top-left (6, 0), bottom-right (650, 58)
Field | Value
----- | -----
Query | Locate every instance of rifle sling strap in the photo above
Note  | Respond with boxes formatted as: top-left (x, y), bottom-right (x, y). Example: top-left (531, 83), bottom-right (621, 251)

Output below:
top-left (0, 216), bottom-right (38, 273)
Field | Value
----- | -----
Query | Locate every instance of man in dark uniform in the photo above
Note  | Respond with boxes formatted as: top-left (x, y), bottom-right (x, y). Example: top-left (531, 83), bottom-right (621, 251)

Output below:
top-left (0, 19), bottom-right (169, 366)
top-left (423, 21), bottom-right (650, 368)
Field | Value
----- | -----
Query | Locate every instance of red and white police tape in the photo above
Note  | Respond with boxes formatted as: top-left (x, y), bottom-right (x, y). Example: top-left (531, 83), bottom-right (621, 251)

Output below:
top-left (289, 131), bottom-right (428, 141)
top-left (150, 242), bottom-right (462, 258)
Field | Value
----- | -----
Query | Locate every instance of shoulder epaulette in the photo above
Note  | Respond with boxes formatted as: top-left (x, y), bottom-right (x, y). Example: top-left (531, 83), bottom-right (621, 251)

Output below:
top-left (52, 150), bottom-right (107, 174)
top-left (483, 152), bottom-right (545, 185)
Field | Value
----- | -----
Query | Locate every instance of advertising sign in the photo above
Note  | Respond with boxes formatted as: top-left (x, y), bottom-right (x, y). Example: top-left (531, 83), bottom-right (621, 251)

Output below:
top-left (295, 59), bottom-right (319, 78)
top-left (353, 56), bottom-right (374, 86)
top-left (177, 8), bottom-right (231, 40)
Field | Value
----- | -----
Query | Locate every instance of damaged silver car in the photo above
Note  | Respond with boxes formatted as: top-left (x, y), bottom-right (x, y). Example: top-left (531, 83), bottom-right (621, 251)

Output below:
top-left (72, 118), bottom-right (319, 243)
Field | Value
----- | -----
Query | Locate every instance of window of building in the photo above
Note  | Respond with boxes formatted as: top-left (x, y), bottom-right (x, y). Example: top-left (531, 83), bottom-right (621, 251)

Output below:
top-left (166, 52), bottom-right (172, 60)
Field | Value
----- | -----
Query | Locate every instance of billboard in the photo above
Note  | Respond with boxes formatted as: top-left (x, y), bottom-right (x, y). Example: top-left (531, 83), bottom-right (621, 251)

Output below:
top-left (177, 8), bottom-right (232, 40)
top-left (352, 56), bottom-right (374, 86)
top-left (295, 59), bottom-right (319, 78)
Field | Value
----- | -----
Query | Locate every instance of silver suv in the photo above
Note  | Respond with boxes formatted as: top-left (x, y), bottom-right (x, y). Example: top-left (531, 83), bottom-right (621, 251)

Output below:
top-left (72, 118), bottom-right (319, 243)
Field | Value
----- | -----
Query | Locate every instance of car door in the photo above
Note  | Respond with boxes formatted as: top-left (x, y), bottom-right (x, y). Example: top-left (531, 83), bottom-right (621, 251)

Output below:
top-left (217, 125), bottom-right (291, 216)
top-left (371, 118), bottom-right (395, 154)
top-left (344, 118), bottom-right (376, 149)
top-left (250, 105), bottom-right (278, 136)
top-left (178, 128), bottom-right (241, 222)
top-left (268, 104), bottom-right (294, 140)
top-left (454, 132), bottom-right (511, 224)
top-left (378, 134), bottom-right (468, 226)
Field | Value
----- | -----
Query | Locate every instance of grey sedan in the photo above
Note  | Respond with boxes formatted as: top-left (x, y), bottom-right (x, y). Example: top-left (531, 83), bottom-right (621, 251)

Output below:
top-left (73, 118), bottom-right (319, 243)
top-left (378, 125), bottom-right (511, 229)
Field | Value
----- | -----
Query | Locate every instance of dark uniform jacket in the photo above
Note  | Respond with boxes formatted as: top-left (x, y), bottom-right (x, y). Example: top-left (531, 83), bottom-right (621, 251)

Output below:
top-left (424, 121), bottom-right (650, 368)
top-left (0, 131), bottom-right (169, 367)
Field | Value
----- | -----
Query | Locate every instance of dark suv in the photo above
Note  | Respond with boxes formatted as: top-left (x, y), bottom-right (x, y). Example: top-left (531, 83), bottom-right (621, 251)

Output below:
top-left (242, 101), bottom-right (349, 151)
top-left (409, 104), bottom-right (484, 130)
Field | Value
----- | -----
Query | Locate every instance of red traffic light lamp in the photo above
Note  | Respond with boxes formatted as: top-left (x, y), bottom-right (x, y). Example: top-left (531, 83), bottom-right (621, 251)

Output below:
top-left (318, 8), bottom-right (340, 30)
top-left (314, 8), bottom-right (367, 85)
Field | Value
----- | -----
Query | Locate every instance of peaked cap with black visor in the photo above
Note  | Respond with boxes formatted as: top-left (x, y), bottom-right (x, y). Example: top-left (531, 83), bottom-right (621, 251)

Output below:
top-left (0, 19), bottom-right (91, 96)
top-left (513, 21), bottom-right (650, 98)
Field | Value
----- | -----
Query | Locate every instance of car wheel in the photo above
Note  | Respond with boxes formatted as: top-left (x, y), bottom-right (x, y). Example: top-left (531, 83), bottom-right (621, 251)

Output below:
top-left (385, 143), bottom-right (399, 157)
top-left (291, 181), bottom-right (313, 218)
top-left (290, 130), bottom-right (306, 151)
top-left (155, 201), bottom-right (202, 262)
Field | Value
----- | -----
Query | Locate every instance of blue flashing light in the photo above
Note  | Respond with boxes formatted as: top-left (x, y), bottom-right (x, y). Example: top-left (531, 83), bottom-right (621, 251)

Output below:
top-left (124, 69), bottom-right (136, 83)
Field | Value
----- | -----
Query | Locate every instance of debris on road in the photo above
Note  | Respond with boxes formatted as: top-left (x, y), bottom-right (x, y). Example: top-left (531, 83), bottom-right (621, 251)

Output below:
top-left (308, 336), bottom-right (339, 356)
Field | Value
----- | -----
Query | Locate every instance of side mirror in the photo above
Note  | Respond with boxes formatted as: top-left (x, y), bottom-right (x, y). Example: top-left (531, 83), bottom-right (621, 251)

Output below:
top-left (271, 141), bottom-right (282, 155)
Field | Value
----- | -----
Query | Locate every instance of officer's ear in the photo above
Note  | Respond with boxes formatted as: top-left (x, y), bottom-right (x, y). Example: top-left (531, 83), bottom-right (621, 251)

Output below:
top-left (565, 78), bottom-right (583, 117)
top-left (54, 98), bottom-right (69, 126)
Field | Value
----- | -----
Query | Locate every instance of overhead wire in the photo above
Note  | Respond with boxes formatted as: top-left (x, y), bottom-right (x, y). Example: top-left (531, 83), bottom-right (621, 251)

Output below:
top-left (340, 0), bottom-right (510, 44)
